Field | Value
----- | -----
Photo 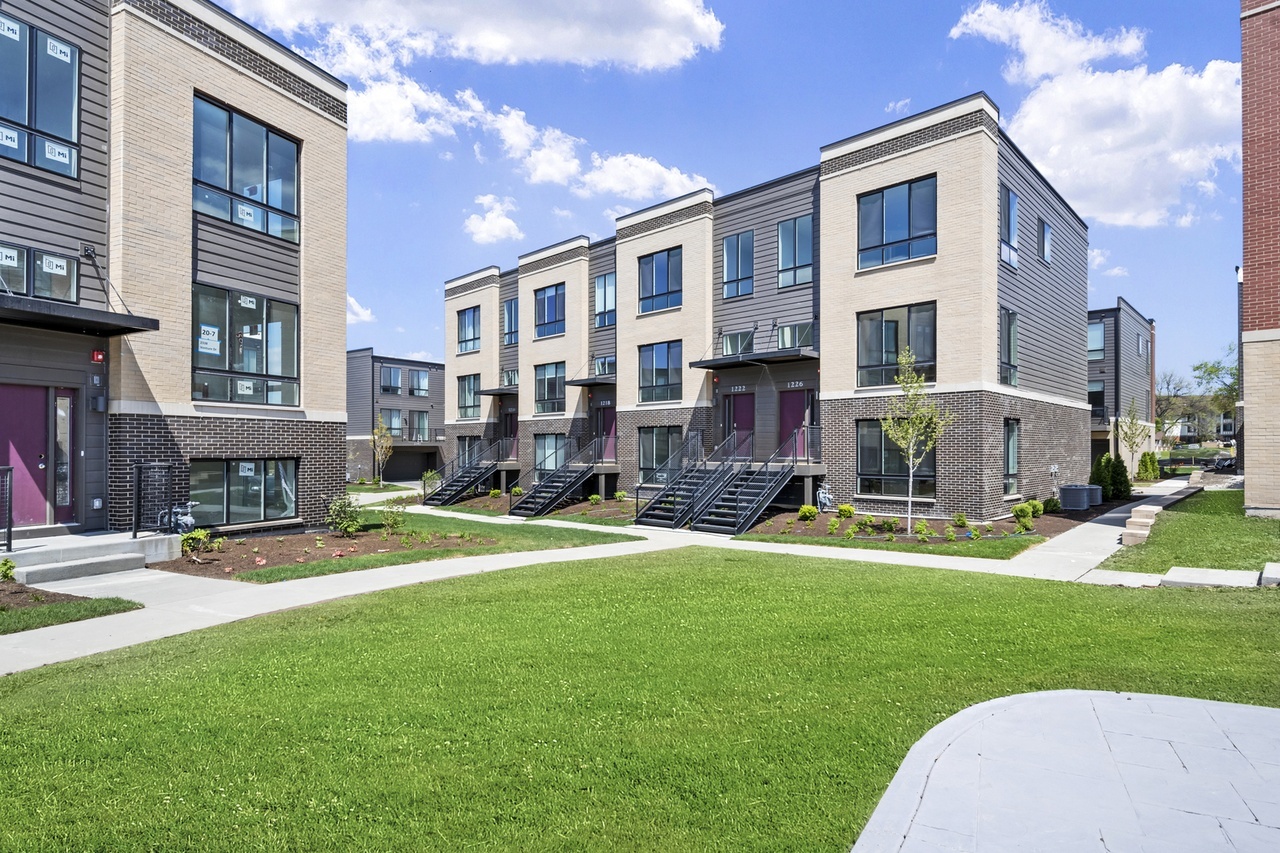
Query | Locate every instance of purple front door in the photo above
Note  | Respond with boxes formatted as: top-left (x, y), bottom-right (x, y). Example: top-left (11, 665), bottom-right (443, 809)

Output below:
top-left (0, 384), bottom-right (50, 527)
top-left (598, 407), bottom-right (617, 461)
top-left (779, 389), bottom-right (810, 457)
top-left (729, 393), bottom-right (755, 433)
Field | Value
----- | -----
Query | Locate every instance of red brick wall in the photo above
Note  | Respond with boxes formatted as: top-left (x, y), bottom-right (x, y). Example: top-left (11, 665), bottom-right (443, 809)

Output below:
top-left (1243, 1), bottom-right (1280, 332)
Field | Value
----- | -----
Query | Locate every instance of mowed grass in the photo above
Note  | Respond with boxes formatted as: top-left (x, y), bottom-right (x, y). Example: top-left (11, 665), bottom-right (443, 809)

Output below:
top-left (2, 547), bottom-right (1278, 851)
top-left (345, 482), bottom-right (413, 494)
top-left (1098, 490), bottom-right (1280, 574)
top-left (0, 597), bottom-right (140, 635)
top-left (737, 532), bottom-right (1043, 559)
top-left (239, 512), bottom-right (640, 582)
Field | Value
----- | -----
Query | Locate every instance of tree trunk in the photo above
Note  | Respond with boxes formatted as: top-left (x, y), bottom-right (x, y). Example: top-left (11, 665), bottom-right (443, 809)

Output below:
top-left (906, 466), bottom-right (914, 533)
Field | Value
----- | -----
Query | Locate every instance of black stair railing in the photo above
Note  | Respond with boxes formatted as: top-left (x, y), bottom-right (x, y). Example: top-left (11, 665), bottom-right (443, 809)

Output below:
top-left (719, 428), bottom-right (799, 534)
top-left (510, 437), bottom-right (605, 516)
top-left (425, 438), bottom-right (513, 504)
top-left (633, 430), bottom-right (706, 520)
top-left (131, 462), bottom-right (176, 538)
top-left (635, 430), bottom-right (748, 527)
top-left (677, 431), bottom-right (754, 529)
top-left (0, 466), bottom-right (12, 552)
top-left (505, 437), bottom-right (580, 514)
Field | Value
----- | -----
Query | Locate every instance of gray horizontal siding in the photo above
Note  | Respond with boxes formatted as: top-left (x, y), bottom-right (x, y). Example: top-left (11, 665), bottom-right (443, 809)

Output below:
top-left (709, 360), bottom-right (819, 460)
top-left (588, 239), bottom-right (616, 362)
top-left (498, 269), bottom-right (519, 375)
top-left (1115, 302), bottom-right (1154, 422)
top-left (1088, 312), bottom-right (1115, 415)
top-left (193, 215), bottom-right (300, 302)
top-left (345, 350), bottom-right (372, 435)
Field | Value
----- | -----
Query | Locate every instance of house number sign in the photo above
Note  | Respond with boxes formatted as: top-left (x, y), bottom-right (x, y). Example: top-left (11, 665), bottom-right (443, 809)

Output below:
top-left (728, 385), bottom-right (747, 393)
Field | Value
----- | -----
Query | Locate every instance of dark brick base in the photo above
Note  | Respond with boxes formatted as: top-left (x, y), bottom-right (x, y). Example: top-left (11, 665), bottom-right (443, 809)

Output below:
top-left (108, 414), bottom-right (345, 530)
top-left (615, 406), bottom-right (714, 488)
top-left (820, 391), bottom-right (1089, 521)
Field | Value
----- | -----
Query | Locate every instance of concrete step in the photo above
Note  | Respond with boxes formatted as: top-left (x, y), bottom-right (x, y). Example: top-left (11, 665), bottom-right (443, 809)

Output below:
top-left (1126, 517), bottom-right (1154, 531)
top-left (1262, 563), bottom-right (1280, 588)
top-left (1159, 567), bottom-right (1261, 589)
top-left (1131, 505), bottom-right (1164, 520)
top-left (16, 553), bottom-right (148, 585)
top-left (1121, 530), bottom-right (1149, 546)
top-left (5, 533), bottom-right (180, 568)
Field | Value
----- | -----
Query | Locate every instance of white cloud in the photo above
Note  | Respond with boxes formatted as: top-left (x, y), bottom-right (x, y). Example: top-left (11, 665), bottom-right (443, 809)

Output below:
top-left (951, 1), bottom-right (1240, 228)
top-left (552, 207), bottom-right (574, 219)
top-left (346, 294), bottom-right (376, 324)
top-left (395, 326), bottom-right (406, 333)
top-left (1088, 248), bottom-right (1109, 269)
top-left (575, 153), bottom-right (713, 201)
top-left (402, 350), bottom-right (436, 361)
top-left (347, 77), bottom-right (484, 143)
top-left (225, 0), bottom-right (723, 71)
top-left (464, 194), bottom-right (525, 244)
top-left (885, 98), bottom-right (912, 115)
top-left (1102, 266), bottom-right (1129, 277)
top-left (603, 205), bottom-right (633, 221)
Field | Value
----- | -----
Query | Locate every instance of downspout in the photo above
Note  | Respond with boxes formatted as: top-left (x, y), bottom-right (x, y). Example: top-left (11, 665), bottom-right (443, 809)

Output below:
top-left (1113, 310), bottom-right (1122, 458)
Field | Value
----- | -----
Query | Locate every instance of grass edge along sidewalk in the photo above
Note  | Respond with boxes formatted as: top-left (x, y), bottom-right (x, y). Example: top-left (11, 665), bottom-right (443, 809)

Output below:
top-left (0, 596), bottom-right (141, 636)
top-left (0, 546), bottom-right (1275, 851)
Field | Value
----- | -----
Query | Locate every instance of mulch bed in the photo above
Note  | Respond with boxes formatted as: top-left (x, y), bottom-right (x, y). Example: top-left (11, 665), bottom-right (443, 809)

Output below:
top-left (543, 498), bottom-right (636, 523)
top-left (452, 494), bottom-right (512, 513)
top-left (0, 580), bottom-right (90, 611)
top-left (149, 528), bottom-right (497, 580)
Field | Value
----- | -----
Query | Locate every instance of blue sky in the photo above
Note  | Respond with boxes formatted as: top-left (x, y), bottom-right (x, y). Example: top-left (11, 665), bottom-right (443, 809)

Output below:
top-left (218, 0), bottom-right (1243, 380)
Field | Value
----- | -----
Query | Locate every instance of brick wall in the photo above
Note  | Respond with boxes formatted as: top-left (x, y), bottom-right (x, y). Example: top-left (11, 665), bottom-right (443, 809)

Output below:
top-left (616, 406), bottom-right (715, 488)
top-left (108, 414), bottom-right (345, 529)
top-left (1243, 1), bottom-right (1280, 332)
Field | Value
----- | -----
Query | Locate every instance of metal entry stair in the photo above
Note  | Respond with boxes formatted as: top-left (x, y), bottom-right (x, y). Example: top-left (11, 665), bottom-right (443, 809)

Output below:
top-left (424, 439), bottom-right (511, 507)
top-left (634, 431), bottom-right (752, 529)
top-left (509, 439), bottom-right (604, 518)
top-left (691, 430), bottom-right (800, 535)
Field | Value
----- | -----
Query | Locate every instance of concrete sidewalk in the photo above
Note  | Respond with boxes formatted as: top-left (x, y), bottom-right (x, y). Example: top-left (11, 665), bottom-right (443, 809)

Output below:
top-left (852, 691), bottom-right (1280, 852)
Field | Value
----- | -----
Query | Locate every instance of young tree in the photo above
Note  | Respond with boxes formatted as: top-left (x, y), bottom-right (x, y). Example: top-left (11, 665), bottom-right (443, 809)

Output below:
top-left (371, 415), bottom-right (394, 486)
top-left (1155, 371), bottom-right (1194, 445)
top-left (1192, 345), bottom-right (1240, 441)
top-left (880, 347), bottom-right (956, 532)
top-left (1116, 398), bottom-right (1151, 474)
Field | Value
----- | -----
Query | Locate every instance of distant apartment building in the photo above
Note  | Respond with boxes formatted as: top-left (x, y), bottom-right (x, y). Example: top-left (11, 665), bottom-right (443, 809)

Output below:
top-left (346, 349), bottom-right (444, 482)
top-left (1, 0), bottom-right (348, 540)
top-left (1087, 299), bottom-right (1156, 461)
top-left (1241, 0), bottom-right (1280, 516)
top-left (441, 94), bottom-right (1091, 527)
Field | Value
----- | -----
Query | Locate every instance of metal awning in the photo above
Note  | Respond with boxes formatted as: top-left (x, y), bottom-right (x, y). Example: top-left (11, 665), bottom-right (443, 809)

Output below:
top-left (0, 294), bottom-right (159, 337)
top-left (477, 386), bottom-right (518, 396)
top-left (690, 347), bottom-right (819, 370)
top-left (565, 375), bottom-right (617, 387)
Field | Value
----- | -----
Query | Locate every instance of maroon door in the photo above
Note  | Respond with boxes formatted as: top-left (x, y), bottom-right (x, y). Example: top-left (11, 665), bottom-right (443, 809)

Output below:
top-left (598, 407), bottom-right (617, 461)
top-left (730, 394), bottom-right (755, 434)
top-left (502, 412), bottom-right (518, 459)
top-left (0, 384), bottom-right (49, 527)
top-left (779, 389), bottom-right (808, 457)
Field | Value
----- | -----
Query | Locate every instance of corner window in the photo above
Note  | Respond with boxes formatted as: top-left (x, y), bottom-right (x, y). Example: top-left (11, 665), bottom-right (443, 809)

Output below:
top-left (723, 231), bottom-right (754, 298)
top-left (191, 97), bottom-right (299, 242)
top-left (638, 426), bottom-right (682, 484)
top-left (0, 15), bottom-right (80, 178)
top-left (777, 322), bottom-right (814, 350)
top-left (858, 176), bottom-right (936, 269)
top-left (594, 355), bottom-right (616, 377)
top-left (1038, 218), bottom-right (1052, 264)
top-left (534, 362), bottom-right (565, 414)
top-left (1000, 184), bottom-right (1019, 267)
top-left (503, 298), bottom-right (519, 345)
top-left (1004, 419), bottom-right (1019, 496)
top-left (777, 215), bottom-right (813, 287)
top-left (189, 459), bottom-right (296, 527)
top-left (192, 284), bottom-right (299, 406)
top-left (594, 273), bottom-right (616, 327)
top-left (857, 421), bottom-right (935, 498)
top-left (408, 369), bottom-right (429, 396)
top-left (639, 248), bottom-right (682, 313)
top-left (380, 366), bottom-right (401, 395)
top-left (1088, 321), bottom-right (1104, 361)
top-left (857, 302), bottom-right (936, 387)
top-left (457, 306), bottom-right (480, 353)
top-left (639, 340), bottom-right (682, 403)
top-left (457, 374), bottom-right (480, 418)
top-left (722, 330), bottom-right (754, 356)
top-left (1000, 307), bottom-right (1019, 386)
top-left (535, 283), bottom-right (566, 338)
top-left (379, 408), bottom-right (404, 437)
top-left (534, 434), bottom-right (568, 481)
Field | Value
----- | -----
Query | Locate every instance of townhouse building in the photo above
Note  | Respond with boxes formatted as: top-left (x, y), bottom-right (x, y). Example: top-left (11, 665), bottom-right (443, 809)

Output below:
top-left (345, 349), bottom-right (445, 482)
top-left (1087, 298), bottom-right (1156, 461)
top-left (441, 94), bottom-right (1091, 528)
top-left (1, 0), bottom-right (348, 541)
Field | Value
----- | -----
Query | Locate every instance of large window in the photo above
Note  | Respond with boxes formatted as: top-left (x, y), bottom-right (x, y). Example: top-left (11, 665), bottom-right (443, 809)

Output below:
top-left (189, 459), bottom-right (296, 527)
top-left (534, 362), bottom-right (566, 414)
top-left (1088, 321), bottom-right (1105, 361)
top-left (535, 283), bottom-right (565, 337)
top-left (457, 374), bottom-right (480, 418)
top-left (857, 302), bottom-right (936, 387)
top-left (534, 434), bottom-right (567, 481)
top-left (639, 340), bottom-right (682, 403)
top-left (457, 306), bottom-right (480, 353)
top-left (777, 215), bottom-right (813, 288)
top-left (777, 322), bottom-right (814, 350)
top-left (723, 231), bottom-right (754, 298)
top-left (858, 176), bottom-right (937, 269)
top-left (1000, 307), bottom-right (1019, 387)
top-left (410, 411), bottom-right (428, 441)
top-left (0, 14), bottom-right (80, 177)
top-left (192, 97), bottom-right (299, 242)
top-left (723, 330), bottom-right (754, 356)
top-left (379, 408), bottom-right (403, 437)
top-left (408, 369), bottom-right (429, 396)
top-left (594, 273), bottom-right (616, 327)
top-left (1000, 184), bottom-right (1019, 267)
top-left (192, 284), bottom-right (299, 406)
top-left (380, 366), bottom-right (401, 395)
top-left (857, 421), bottom-right (935, 498)
top-left (638, 426), bottom-right (682, 484)
top-left (503, 298), bottom-right (519, 345)
top-left (639, 247), bottom-right (682, 313)
top-left (1004, 419), bottom-right (1020, 496)
top-left (457, 435), bottom-right (481, 465)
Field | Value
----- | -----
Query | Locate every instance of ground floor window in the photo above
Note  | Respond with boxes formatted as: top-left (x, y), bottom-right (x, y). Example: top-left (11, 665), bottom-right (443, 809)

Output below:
top-left (638, 426), bottom-right (682, 484)
top-left (458, 435), bottom-right (481, 465)
top-left (189, 459), bottom-right (296, 527)
top-left (856, 421), bottom-right (935, 498)
top-left (534, 434), bottom-right (567, 481)
top-left (1004, 419), bottom-right (1019, 496)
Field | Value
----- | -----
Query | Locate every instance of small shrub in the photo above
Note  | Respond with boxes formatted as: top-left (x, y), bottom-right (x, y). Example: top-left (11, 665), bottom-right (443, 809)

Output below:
top-left (251, 546), bottom-right (259, 554)
top-left (970, 527), bottom-right (983, 541)
top-left (1110, 455), bottom-right (1133, 500)
top-left (885, 533), bottom-right (896, 542)
top-left (589, 494), bottom-right (603, 506)
top-left (372, 477), bottom-right (381, 486)
top-left (944, 526), bottom-right (957, 542)
top-left (0, 558), bottom-right (15, 582)
top-left (984, 523), bottom-right (994, 533)
top-left (380, 504), bottom-right (406, 538)
top-left (763, 518), bottom-right (774, 528)
top-left (827, 518), bottom-right (841, 535)
top-left (881, 517), bottom-right (900, 534)
top-left (863, 514), bottom-right (876, 529)
top-left (1043, 496), bottom-right (1062, 514)
top-left (837, 504), bottom-right (856, 519)
top-left (804, 520), bottom-right (814, 529)
top-left (917, 534), bottom-right (929, 543)
top-left (1027, 499), bottom-right (1044, 518)
top-left (1090, 453), bottom-right (1115, 501)
top-left (783, 519), bottom-right (795, 531)
top-left (843, 527), bottom-right (857, 540)
top-left (511, 486), bottom-right (524, 497)
top-left (489, 489), bottom-right (502, 499)
top-left (325, 493), bottom-right (362, 538)
top-left (952, 512), bottom-right (967, 528)
top-left (913, 519), bottom-right (934, 537)
top-left (797, 504), bottom-right (819, 521)
top-left (181, 528), bottom-right (211, 556)
top-left (1011, 502), bottom-right (1032, 522)
top-left (357, 477), bottom-right (367, 484)
top-left (399, 535), bottom-right (413, 548)
top-left (614, 491), bottom-right (628, 501)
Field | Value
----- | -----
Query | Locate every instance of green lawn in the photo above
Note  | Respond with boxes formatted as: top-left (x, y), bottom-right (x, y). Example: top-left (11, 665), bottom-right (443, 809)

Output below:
top-left (736, 532), bottom-right (1043, 559)
top-left (346, 482), bottom-right (413, 494)
top-left (437, 503), bottom-right (507, 517)
top-left (240, 512), bottom-right (640, 582)
top-left (0, 597), bottom-right (141, 636)
top-left (2, 546), bottom-right (1277, 851)
top-left (1098, 490), bottom-right (1280, 574)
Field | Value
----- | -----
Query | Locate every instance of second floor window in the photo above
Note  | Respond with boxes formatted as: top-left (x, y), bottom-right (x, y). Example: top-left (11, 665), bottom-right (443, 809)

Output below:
top-left (535, 362), bottom-right (565, 414)
top-left (457, 306), bottom-right (480, 353)
top-left (501, 368), bottom-right (519, 387)
top-left (535, 283), bottom-right (565, 337)
top-left (594, 355), bottom-right (616, 376)
top-left (457, 374), bottom-right (480, 418)
top-left (639, 248), bottom-right (682, 313)
top-left (639, 340), bottom-right (682, 403)
top-left (858, 176), bottom-right (937, 269)
top-left (723, 330), bottom-right (754, 356)
top-left (1000, 184), bottom-right (1019, 267)
top-left (777, 322), bottom-right (813, 350)
top-left (723, 231), bottom-right (754, 298)
top-left (0, 242), bottom-right (79, 302)
top-left (409, 369), bottom-right (429, 396)
top-left (380, 366), bottom-right (401, 394)
top-left (1000, 307), bottom-right (1019, 386)
top-left (192, 284), bottom-right (299, 406)
top-left (410, 410), bottom-right (429, 441)
top-left (503, 298), bottom-right (519, 345)
top-left (379, 408), bottom-right (403, 437)
top-left (857, 302), bottom-right (936, 387)
top-left (192, 97), bottom-right (299, 243)
top-left (1088, 321), bottom-right (1104, 361)
top-left (777, 215), bottom-right (813, 288)
top-left (594, 273), bottom-right (616, 327)
top-left (0, 15), bottom-right (80, 177)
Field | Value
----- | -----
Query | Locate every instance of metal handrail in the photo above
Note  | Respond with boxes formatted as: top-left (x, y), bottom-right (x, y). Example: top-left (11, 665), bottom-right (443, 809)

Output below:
top-left (636, 430), bottom-right (748, 526)
top-left (427, 438), bottom-right (514, 502)
top-left (678, 431), bottom-right (755, 529)
top-left (726, 428), bottom-right (799, 527)
top-left (802, 424), bottom-right (823, 462)
top-left (509, 437), bottom-right (600, 514)
top-left (505, 437), bottom-right (581, 512)
top-left (132, 462), bottom-right (176, 538)
top-left (0, 466), bottom-right (12, 552)
top-left (633, 429), bottom-right (705, 518)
